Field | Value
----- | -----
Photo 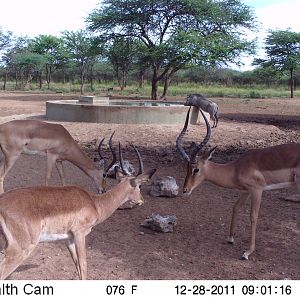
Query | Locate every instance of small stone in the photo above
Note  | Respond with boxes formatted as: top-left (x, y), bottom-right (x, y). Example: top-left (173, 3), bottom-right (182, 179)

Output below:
top-left (150, 176), bottom-right (179, 198)
top-left (141, 213), bottom-right (177, 233)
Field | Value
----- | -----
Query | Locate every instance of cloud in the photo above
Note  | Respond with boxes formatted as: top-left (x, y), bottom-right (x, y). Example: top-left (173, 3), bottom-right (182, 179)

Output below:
top-left (0, 0), bottom-right (100, 37)
top-left (256, 0), bottom-right (300, 32)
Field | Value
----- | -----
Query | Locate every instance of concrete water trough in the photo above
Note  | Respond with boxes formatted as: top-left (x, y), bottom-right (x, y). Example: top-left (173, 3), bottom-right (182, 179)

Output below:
top-left (46, 96), bottom-right (209, 124)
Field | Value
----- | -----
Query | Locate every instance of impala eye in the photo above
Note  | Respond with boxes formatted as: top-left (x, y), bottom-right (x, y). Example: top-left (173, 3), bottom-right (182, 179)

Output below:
top-left (193, 168), bottom-right (200, 175)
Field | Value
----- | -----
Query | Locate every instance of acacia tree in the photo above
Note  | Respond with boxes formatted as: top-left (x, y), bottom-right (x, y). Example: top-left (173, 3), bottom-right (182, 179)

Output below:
top-left (255, 30), bottom-right (300, 98)
top-left (62, 30), bottom-right (100, 94)
top-left (0, 28), bottom-right (14, 89)
top-left (1, 36), bottom-right (29, 89)
top-left (87, 0), bottom-right (257, 99)
top-left (12, 52), bottom-right (46, 89)
top-left (107, 37), bottom-right (136, 90)
top-left (29, 35), bottom-right (64, 89)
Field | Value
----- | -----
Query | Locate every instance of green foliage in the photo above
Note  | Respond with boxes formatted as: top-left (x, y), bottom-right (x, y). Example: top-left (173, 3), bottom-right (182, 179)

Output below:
top-left (264, 29), bottom-right (300, 71)
top-left (87, 0), bottom-right (258, 99)
top-left (254, 29), bottom-right (300, 98)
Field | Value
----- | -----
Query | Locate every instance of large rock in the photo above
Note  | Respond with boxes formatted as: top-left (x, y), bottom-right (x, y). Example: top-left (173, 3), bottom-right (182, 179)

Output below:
top-left (150, 176), bottom-right (179, 197)
top-left (141, 213), bottom-right (177, 233)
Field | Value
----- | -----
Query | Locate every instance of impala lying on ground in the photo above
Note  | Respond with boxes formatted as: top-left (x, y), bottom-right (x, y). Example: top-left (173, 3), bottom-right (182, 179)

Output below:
top-left (0, 120), bottom-right (116, 194)
top-left (177, 107), bottom-right (300, 260)
top-left (0, 143), bottom-right (156, 280)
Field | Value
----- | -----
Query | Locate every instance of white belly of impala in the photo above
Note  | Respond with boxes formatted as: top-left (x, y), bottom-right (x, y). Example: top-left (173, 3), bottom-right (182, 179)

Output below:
top-left (39, 233), bottom-right (71, 242)
top-left (22, 148), bottom-right (46, 156)
top-left (263, 182), bottom-right (294, 191)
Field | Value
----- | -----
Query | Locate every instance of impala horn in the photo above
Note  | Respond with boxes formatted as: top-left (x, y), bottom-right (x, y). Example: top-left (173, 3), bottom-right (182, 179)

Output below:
top-left (98, 131), bottom-right (117, 175)
top-left (119, 142), bottom-right (144, 176)
top-left (176, 106), bottom-right (191, 162)
top-left (176, 107), bottom-right (211, 163)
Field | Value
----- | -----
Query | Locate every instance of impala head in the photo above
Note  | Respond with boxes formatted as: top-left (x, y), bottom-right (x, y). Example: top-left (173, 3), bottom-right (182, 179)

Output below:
top-left (176, 107), bottom-right (216, 196)
top-left (117, 143), bottom-right (156, 206)
top-left (97, 132), bottom-right (117, 193)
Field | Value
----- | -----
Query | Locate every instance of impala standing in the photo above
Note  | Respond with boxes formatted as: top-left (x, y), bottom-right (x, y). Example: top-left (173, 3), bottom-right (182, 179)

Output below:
top-left (0, 120), bottom-right (116, 194)
top-left (0, 143), bottom-right (156, 279)
top-left (176, 107), bottom-right (300, 260)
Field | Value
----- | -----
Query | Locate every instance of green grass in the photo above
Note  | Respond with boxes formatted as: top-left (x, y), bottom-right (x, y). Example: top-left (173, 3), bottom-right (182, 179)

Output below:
top-left (2, 81), bottom-right (300, 99)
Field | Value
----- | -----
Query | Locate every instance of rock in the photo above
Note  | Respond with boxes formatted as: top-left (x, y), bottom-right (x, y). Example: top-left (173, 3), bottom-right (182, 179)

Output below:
top-left (141, 213), bottom-right (177, 233)
top-left (150, 176), bottom-right (179, 198)
top-left (107, 160), bottom-right (135, 177)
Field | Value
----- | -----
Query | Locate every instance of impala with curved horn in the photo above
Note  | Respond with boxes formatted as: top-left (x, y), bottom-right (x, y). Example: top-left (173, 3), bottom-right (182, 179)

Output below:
top-left (0, 120), bottom-right (116, 194)
top-left (0, 142), bottom-right (156, 279)
top-left (176, 107), bottom-right (300, 260)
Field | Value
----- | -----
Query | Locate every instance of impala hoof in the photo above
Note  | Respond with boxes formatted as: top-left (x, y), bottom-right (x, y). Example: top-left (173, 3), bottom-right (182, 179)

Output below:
top-left (227, 236), bottom-right (234, 244)
top-left (240, 253), bottom-right (249, 260)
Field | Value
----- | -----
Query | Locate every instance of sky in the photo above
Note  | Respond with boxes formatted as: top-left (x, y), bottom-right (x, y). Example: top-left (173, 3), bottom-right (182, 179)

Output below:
top-left (0, 0), bottom-right (299, 69)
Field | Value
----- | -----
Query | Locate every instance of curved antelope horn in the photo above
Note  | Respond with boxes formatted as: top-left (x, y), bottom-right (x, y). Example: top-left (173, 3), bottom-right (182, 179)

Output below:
top-left (130, 143), bottom-right (144, 175)
top-left (190, 109), bottom-right (211, 162)
top-left (105, 131), bottom-right (117, 173)
top-left (98, 137), bottom-right (105, 161)
top-left (176, 106), bottom-right (191, 162)
top-left (118, 142), bottom-right (129, 176)
top-left (98, 132), bottom-right (117, 174)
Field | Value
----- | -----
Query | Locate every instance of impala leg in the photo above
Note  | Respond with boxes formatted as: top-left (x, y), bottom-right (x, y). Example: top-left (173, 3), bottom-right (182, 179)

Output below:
top-left (46, 153), bottom-right (57, 186)
top-left (56, 161), bottom-right (66, 186)
top-left (0, 151), bottom-right (20, 194)
top-left (0, 243), bottom-right (36, 279)
top-left (66, 239), bottom-right (80, 276)
top-left (73, 232), bottom-right (87, 280)
top-left (241, 189), bottom-right (263, 260)
top-left (228, 193), bottom-right (249, 244)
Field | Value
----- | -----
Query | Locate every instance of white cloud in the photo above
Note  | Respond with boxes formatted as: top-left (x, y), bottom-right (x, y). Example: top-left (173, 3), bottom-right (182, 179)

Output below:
top-left (237, 0), bottom-right (300, 70)
top-left (256, 0), bottom-right (300, 33)
top-left (0, 0), bottom-right (100, 37)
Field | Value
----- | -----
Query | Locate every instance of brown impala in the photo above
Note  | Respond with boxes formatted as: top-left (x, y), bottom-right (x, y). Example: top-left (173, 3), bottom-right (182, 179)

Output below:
top-left (0, 142), bottom-right (156, 279)
top-left (0, 120), bottom-right (117, 194)
top-left (176, 107), bottom-right (300, 260)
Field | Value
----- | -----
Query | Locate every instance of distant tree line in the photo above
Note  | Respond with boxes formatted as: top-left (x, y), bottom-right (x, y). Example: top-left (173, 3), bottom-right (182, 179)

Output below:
top-left (1, 1), bottom-right (300, 98)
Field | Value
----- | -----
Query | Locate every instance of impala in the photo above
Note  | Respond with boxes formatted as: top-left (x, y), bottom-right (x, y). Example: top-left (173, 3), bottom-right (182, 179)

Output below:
top-left (176, 107), bottom-right (300, 260)
top-left (0, 143), bottom-right (156, 280)
top-left (0, 119), bottom-right (116, 194)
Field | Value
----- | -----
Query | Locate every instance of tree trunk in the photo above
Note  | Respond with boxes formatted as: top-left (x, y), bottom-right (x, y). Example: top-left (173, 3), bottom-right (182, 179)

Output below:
top-left (80, 62), bottom-right (84, 95)
top-left (39, 72), bottom-right (42, 89)
top-left (138, 70), bottom-right (144, 88)
top-left (90, 65), bottom-right (94, 91)
top-left (151, 66), bottom-right (158, 100)
top-left (3, 68), bottom-right (8, 90)
top-left (290, 68), bottom-right (294, 98)
top-left (160, 68), bottom-right (178, 100)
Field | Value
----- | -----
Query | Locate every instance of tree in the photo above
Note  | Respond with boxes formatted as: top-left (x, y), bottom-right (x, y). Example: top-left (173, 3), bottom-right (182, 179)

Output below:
top-left (62, 30), bottom-right (101, 94)
top-left (254, 29), bottom-right (300, 98)
top-left (108, 37), bottom-right (136, 90)
top-left (12, 51), bottom-right (46, 89)
top-left (29, 35), bottom-right (64, 89)
top-left (0, 27), bottom-right (13, 51)
top-left (87, 0), bottom-right (257, 99)
top-left (1, 36), bottom-right (29, 90)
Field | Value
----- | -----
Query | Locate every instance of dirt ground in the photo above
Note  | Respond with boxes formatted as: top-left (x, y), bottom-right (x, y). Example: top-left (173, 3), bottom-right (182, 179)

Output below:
top-left (0, 91), bottom-right (299, 280)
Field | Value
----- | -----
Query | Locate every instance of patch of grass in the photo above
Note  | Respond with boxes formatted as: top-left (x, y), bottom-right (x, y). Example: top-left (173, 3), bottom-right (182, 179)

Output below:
top-left (2, 81), bottom-right (300, 99)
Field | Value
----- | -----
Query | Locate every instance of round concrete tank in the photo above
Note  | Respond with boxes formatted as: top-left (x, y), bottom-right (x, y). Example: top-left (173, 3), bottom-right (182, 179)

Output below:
top-left (46, 97), bottom-right (209, 125)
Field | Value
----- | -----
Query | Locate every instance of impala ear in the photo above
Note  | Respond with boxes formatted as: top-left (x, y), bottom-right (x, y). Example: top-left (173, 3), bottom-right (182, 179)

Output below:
top-left (207, 146), bottom-right (217, 161)
top-left (130, 169), bottom-right (157, 187)
top-left (115, 166), bottom-right (126, 181)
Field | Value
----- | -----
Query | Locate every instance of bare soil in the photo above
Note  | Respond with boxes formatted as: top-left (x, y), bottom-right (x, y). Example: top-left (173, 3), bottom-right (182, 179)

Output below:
top-left (0, 91), bottom-right (299, 280)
